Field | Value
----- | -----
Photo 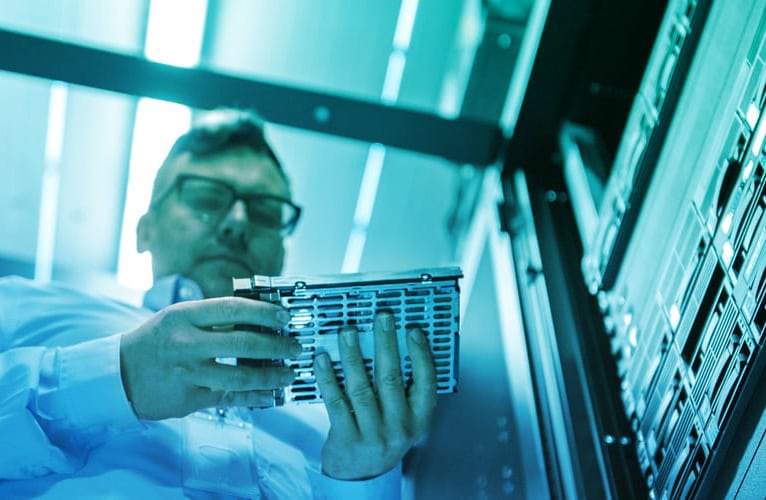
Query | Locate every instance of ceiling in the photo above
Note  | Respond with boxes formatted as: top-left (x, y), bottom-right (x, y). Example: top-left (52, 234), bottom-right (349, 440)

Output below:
top-left (0, 0), bottom-right (531, 303)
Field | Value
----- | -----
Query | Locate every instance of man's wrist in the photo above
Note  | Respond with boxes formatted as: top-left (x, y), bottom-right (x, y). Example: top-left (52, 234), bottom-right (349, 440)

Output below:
top-left (307, 462), bottom-right (402, 499)
top-left (47, 334), bottom-right (142, 432)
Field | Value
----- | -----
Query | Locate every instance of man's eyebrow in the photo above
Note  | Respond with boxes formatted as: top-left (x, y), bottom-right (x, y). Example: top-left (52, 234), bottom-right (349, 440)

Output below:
top-left (242, 191), bottom-right (293, 200)
top-left (222, 182), bottom-right (294, 202)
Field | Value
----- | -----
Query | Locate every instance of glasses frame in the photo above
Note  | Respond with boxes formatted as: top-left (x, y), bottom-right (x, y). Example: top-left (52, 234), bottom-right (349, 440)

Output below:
top-left (151, 173), bottom-right (302, 236)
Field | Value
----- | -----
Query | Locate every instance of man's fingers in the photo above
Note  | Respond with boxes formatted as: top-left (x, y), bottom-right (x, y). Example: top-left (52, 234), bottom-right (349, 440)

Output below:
top-left (192, 361), bottom-right (295, 392)
top-left (373, 312), bottom-right (408, 418)
top-left (191, 388), bottom-right (277, 411)
top-left (405, 328), bottom-right (438, 425)
top-left (190, 330), bottom-right (301, 359)
top-left (219, 389), bottom-right (278, 409)
top-left (338, 327), bottom-right (383, 433)
top-left (314, 352), bottom-right (358, 439)
top-left (180, 296), bottom-right (289, 329)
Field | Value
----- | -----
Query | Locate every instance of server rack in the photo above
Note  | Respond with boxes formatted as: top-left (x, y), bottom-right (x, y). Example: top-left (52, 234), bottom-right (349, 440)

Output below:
top-left (505, 0), bottom-right (766, 497)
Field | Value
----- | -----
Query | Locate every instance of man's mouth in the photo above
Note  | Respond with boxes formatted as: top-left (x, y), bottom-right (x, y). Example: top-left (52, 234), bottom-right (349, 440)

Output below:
top-left (200, 255), bottom-right (253, 274)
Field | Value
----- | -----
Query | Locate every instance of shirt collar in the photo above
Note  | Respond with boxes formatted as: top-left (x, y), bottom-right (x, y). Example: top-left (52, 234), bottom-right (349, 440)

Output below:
top-left (142, 275), bottom-right (204, 311)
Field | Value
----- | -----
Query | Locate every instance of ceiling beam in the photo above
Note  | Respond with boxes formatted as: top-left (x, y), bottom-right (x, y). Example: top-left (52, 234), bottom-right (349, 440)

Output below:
top-left (0, 27), bottom-right (504, 166)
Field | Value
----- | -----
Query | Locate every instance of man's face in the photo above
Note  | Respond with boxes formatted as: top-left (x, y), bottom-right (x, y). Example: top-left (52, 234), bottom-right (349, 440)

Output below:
top-left (137, 147), bottom-right (290, 298)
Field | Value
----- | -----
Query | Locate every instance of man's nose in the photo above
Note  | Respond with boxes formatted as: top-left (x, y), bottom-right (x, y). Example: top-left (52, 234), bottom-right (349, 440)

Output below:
top-left (217, 199), bottom-right (249, 243)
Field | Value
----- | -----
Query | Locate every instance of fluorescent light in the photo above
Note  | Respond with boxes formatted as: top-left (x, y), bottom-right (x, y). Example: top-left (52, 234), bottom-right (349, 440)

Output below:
top-left (341, 228), bottom-right (368, 274)
top-left (437, 0), bottom-right (484, 119)
top-left (342, 1), bottom-right (417, 271)
top-left (438, 75), bottom-right (462, 118)
top-left (353, 144), bottom-right (386, 227)
top-left (44, 83), bottom-right (68, 165)
top-left (117, 99), bottom-right (191, 290)
top-left (341, 144), bottom-right (386, 273)
top-left (117, 0), bottom-right (206, 289)
top-left (35, 169), bottom-right (61, 283)
top-left (144, 0), bottom-right (208, 67)
top-left (392, 0), bottom-right (419, 51)
top-left (381, 50), bottom-right (406, 105)
top-left (35, 82), bottom-right (69, 283)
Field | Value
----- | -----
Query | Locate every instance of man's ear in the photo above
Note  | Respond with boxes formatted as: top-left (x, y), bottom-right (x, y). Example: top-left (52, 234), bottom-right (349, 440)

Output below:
top-left (136, 213), bottom-right (153, 253)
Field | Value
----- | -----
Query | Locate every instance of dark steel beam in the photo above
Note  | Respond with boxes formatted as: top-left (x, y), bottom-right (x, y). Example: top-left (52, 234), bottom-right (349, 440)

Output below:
top-left (0, 27), bottom-right (504, 166)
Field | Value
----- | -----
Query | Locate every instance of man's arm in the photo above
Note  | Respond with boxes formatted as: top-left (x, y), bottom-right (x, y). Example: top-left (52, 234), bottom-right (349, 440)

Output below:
top-left (0, 286), bottom-right (301, 480)
top-left (0, 277), bottom-right (148, 479)
top-left (0, 335), bottom-right (142, 478)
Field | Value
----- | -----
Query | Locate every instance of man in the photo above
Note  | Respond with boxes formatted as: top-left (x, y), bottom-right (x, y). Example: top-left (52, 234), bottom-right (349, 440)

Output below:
top-left (0, 109), bottom-right (437, 498)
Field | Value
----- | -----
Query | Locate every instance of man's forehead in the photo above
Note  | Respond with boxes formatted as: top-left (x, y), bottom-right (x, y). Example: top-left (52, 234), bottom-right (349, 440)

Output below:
top-left (166, 148), bottom-right (289, 196)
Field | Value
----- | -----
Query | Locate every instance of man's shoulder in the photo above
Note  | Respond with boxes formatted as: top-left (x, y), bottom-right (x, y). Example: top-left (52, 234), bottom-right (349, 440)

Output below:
top-left (0, 275), bottom-right (134, 307)
top-left (0, 275), bottom-right (87, 302)
top-left (0, 275), bottom-right (154, 348)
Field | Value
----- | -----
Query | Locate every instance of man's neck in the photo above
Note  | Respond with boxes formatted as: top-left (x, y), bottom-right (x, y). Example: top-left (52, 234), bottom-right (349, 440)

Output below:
top-left (142, 275), bottom-right (204, 311)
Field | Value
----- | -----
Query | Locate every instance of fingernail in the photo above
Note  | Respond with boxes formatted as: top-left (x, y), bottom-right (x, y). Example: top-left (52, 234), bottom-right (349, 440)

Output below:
top-left (377, 313), bottom-right (394, 331)
top-left (409, 329), bottom-right (426, 345)
top-left (315, 352), bottom-right (330, 369)
top-left (281, 370), bottom-right (296, 385)
top-left (342, 327), bottom-right (358, 347)
top-left (276, 309), bottom-right (291, 325)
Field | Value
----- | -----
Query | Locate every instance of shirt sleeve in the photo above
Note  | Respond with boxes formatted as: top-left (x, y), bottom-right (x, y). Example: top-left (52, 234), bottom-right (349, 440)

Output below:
top-left (305, 463), bottom-right (402, 500)
top-left (0, 334), bottom-right (142, 479)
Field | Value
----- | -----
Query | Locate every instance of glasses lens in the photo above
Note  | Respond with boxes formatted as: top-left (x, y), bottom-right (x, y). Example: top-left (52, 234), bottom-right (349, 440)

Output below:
top-left (176, 176), bottom-right (299, 233)
top-left (178, 177), bottom-right (233, 215)
top-left (247, 197), bottom-right (298, 231)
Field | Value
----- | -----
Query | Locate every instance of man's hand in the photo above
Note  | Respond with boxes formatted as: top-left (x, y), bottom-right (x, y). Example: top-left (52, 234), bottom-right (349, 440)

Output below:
top-left (120, 297), bottom-right (301, 420)
top-left (315, 312), bottom-right (437, 480)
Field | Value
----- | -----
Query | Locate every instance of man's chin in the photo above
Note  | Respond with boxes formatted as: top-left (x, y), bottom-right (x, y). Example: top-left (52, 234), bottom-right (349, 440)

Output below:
top-left (195, 275), bottom-right (241, 298)
top-left (193, 259), bottom-right (253, 297)
top-left (200, 257), bottom-right (251, 275)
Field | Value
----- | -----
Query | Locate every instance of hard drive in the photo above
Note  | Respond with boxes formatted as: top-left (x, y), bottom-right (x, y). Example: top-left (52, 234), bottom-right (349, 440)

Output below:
top-left (233, 266), bottom-right (462, 406)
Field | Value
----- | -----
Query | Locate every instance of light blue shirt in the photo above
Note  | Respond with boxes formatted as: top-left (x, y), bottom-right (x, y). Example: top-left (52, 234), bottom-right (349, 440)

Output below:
top-left (0, 275), bottom-right (401, 498)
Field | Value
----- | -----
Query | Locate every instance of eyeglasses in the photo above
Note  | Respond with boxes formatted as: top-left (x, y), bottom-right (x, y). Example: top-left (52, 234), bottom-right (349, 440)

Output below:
top-left (153, 174), bottom-right (302, 236)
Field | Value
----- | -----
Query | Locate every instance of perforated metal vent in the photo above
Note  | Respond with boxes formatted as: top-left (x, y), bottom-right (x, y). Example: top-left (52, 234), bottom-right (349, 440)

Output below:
top-left (233, 267), bottom-right (462, 406)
